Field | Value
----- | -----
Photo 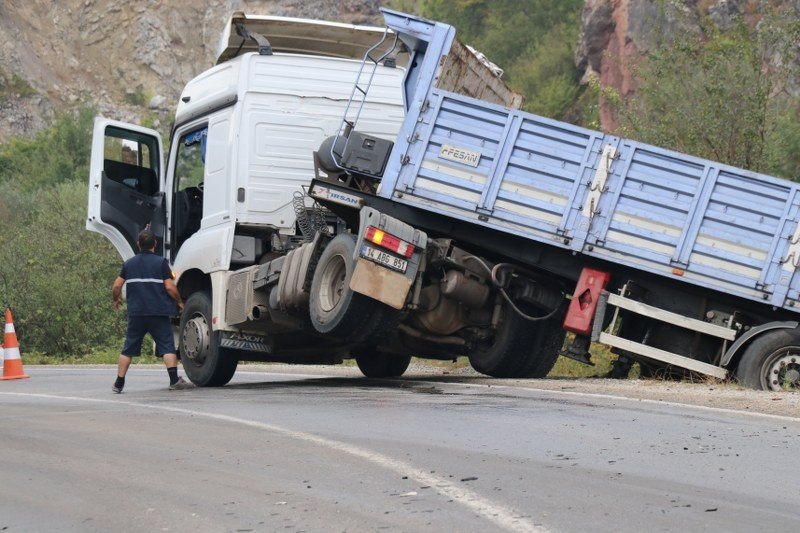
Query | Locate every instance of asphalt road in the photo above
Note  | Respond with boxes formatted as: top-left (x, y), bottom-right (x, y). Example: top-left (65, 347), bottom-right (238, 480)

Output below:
top-left (1, 366), bottom-right (798, 532)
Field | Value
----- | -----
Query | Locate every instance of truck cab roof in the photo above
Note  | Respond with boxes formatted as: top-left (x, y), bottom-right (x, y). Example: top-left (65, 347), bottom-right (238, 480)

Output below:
top-left (216, 11), bottom-right (405, 65)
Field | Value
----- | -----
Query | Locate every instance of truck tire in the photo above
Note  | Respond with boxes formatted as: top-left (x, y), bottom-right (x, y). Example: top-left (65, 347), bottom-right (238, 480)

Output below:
top-left (517, 318), bottom-right (566, 378)
top-left (736, 329), bottom-right (800, 391)
top-left (356, 352), bottom-right (412, 378)
top-left (309, 234), bottom-right (380, 338)
top-left (179, 291), bottom-right (238, 387)
top-left (468, 304), bottom-right (539, 378)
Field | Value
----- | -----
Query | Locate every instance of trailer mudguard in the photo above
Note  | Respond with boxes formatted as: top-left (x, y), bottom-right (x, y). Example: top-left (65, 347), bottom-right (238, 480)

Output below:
top-left (720, 321), bottom-right (799, 368)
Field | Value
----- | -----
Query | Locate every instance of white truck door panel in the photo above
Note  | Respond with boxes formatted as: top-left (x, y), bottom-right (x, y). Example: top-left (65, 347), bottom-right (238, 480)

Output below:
top-left (169, 110), bottom-right (236, 272)
top-left (244, 112), bottom-right (331, 231)
top-left (87, 117), bottom-right (165, 260)
top-left (200, 115), bottom-right (233, 228)
top-left (172, 225), bottom-right (234, 276)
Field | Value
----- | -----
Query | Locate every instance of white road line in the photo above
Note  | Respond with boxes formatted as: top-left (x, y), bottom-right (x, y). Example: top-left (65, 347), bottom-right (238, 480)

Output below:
top-left (0, 391), bottom-right (548, 533)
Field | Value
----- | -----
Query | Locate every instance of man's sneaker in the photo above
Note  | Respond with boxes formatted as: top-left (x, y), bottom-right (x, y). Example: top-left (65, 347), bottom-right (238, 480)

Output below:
top-left (112, 383), bottom-right (124, 394)
top-left (169, 377), bottom-right (195, 391)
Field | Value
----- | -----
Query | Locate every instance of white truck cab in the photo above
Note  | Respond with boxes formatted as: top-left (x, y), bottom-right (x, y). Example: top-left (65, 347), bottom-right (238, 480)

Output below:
top-left (87, 14), bottom-right (408, 385)
top-left (87, 13), bottom-right (406, 312)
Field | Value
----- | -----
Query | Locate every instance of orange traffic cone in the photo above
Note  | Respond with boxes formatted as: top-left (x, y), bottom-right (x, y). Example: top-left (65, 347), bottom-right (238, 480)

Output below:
top-left (1, 308), bottom-right (29, 380)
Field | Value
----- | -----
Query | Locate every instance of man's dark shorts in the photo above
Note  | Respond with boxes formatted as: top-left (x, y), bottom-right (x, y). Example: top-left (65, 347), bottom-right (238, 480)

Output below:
top-left (121, 316), bottom-right (176, 357)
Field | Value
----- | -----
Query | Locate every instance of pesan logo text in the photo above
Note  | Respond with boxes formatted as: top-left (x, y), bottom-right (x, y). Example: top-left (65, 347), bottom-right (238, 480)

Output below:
top-left (439, 144), bottom-right (481, 167)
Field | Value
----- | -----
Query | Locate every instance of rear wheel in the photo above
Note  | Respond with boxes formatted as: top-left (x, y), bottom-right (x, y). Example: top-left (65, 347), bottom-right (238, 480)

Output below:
top-left (356, 352), bottom-right (412, 378)
top-left (309, 234), bottom-right (382, 339)
top-left (180, 291), bottom-right (238, 387)
top-left (517, 318), bottom-right (566, 378)
top-left (736, 329), bottom-right (800, 391)
top-left (468, 304), bottom-right (538, 378)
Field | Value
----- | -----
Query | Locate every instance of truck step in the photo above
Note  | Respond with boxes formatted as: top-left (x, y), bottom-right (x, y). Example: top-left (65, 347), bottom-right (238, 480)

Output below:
top-left (598, 332), bottom-right (728, 379)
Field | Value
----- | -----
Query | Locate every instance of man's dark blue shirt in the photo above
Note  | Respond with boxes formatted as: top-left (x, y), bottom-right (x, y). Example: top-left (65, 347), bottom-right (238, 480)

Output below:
top-left (119, 251), bottom-right (177, 316)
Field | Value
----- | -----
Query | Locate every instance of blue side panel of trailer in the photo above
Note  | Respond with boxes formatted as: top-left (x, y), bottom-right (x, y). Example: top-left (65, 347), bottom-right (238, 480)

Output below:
top-left (377, 89), bottom-right (800, 313)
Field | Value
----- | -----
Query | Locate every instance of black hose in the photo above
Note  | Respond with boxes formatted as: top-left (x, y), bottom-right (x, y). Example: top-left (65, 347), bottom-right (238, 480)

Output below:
top-left (463, 255), bottom-right (563, 322)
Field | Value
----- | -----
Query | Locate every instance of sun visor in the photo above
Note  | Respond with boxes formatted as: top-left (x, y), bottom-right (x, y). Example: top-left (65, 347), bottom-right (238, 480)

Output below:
top-left (216, 12), bottom-right (408, 66)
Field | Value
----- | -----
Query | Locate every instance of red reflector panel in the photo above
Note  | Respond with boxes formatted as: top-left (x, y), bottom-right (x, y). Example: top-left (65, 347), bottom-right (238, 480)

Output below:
top-left (563, 268), bottom-right (611, 335)
top-left (364, 226), bottom-right (414, 258)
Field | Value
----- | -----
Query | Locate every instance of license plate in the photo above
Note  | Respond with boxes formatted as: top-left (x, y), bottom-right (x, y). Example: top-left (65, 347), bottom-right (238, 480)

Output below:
top-left (361, 245), bottom-right (408, 273)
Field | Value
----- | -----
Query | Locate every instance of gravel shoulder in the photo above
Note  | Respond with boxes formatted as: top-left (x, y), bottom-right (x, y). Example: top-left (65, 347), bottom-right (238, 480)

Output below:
top-left (236, 362), bottom-right (800, 420)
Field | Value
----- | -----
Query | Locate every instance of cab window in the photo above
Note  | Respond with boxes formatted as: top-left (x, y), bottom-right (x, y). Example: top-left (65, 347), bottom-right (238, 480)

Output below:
top-left (171, 127), bottom-right (207, 256)
top-left (103, 127), bottom-right (158, 196)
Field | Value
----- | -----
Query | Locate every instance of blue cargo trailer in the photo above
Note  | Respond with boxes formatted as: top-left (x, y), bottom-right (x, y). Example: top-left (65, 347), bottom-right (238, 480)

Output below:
top-left (309, 9), bottom-right (800, 391)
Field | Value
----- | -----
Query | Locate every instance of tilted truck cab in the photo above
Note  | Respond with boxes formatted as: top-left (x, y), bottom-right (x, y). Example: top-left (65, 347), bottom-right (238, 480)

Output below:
top-left (88, 11), bottom-right (523, 386)
top-left (88, 14), bottom-right (410, 381)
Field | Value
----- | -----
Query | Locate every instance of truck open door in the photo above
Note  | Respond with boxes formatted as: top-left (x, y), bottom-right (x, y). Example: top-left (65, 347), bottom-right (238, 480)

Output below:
top-left (87, 118), bottom-right (166, 260)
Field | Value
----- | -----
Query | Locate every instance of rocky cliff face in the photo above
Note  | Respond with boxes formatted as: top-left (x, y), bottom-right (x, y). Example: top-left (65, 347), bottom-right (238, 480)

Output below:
top-left (0, 0), bottom-right (382, 142)
top-left (575, 0), bottom-right (800, 130)
top-left (4, 0), bottom-right (799, 143)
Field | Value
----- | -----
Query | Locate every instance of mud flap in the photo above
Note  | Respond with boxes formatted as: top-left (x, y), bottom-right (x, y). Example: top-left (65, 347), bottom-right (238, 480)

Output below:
top-left (349, 258), bottom-right (413, 310)
top-left (349, 207), bottom-right (428, 310)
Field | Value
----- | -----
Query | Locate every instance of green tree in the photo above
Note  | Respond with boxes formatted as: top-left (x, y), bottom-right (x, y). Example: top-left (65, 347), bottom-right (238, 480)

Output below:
top-left (612, 15), bottom-right (800, 180)
top-left (411, 0), bottom-right (585, 120)
top-left (509, 21), bottom-right (582, 118)
top-left (0, 105), bottom-right (128, 356)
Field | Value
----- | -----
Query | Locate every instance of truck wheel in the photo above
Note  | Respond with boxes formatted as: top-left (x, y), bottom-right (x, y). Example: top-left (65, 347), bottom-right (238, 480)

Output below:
top-left (356, 352), bottom-right (412, 378)
top-left (309, 234), bottom-right (380, 338)
top-left (736, 329), bottom-right (800, 391)
top-left (180, 291), bottom-right (238, 387)
top-left (517, 318), bottom-right (566, 378)
top-left (468, 304), bottom-right (539, 378)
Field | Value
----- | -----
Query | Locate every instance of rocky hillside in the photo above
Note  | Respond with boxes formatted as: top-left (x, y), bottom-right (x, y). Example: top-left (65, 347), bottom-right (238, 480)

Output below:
top-left (576, 0), bottom-right (800, 130)
top-left (2, 0), bottom-right (799, 142)
top-left (0, 0), bottom-right (383, 142)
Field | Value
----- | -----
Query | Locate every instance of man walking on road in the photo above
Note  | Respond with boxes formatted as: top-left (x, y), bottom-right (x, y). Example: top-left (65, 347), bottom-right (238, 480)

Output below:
top-left (111, 230), bottom-right (194, 392)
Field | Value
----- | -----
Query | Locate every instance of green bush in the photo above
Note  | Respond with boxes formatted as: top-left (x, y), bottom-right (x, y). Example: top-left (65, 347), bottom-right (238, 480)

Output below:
top-left (407, 0), bottom-right (585, 121)
top-left (0, 181), bottom-right (125, 355)
top-left (611, 17), bottom-right (800, 181)
top-left (0, 107), bottom-right (95, 192)
top-left (0, 106), bottom-right (127, 357)
top-left (0, 68), bottom-right (37, 101)
top-left (124, 85), bottom-right (148, 107)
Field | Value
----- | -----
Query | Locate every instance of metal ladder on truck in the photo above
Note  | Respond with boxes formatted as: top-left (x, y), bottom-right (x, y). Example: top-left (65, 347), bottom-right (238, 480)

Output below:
top-left (330, 27), bottom-right (399, 174)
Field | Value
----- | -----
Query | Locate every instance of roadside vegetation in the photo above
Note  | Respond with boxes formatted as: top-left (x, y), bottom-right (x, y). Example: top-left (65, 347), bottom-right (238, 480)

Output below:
top-left (607, 9), bottom-right (800, 180)
top-left (393, 0), bottom-right (589, 122)
top-left (0, 107), bottom-right (126, 359)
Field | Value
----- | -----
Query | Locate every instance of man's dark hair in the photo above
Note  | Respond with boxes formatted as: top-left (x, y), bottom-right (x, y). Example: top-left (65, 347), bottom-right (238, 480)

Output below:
top-left (137, 230), bottom-right (157, 250)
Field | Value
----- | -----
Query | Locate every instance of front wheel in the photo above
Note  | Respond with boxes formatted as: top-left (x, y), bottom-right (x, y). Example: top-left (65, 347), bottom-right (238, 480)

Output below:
top-left (736, 329), bottom-right (800, 391)
top-left (179, 291), bottom-right (238, 387)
